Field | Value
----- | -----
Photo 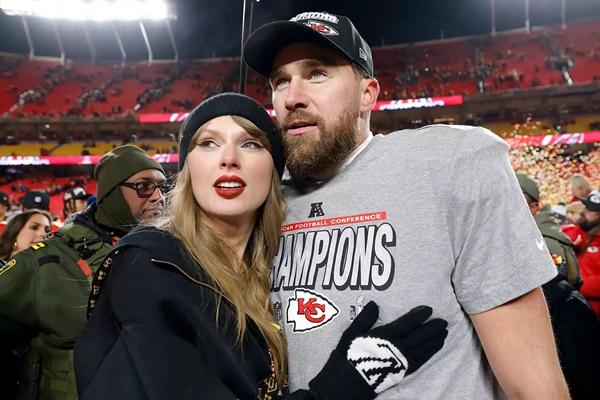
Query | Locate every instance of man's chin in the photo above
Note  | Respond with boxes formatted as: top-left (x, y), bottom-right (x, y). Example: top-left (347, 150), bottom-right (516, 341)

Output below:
top-left (140, 209), bottom-right (163, 222)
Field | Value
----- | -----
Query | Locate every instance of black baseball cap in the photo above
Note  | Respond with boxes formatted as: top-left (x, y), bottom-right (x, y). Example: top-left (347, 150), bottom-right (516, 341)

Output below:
top-left (243, 11), bottom-right (373, 78)
top-left (582, 190), bottom-right (600, 212)
top-left (64, 187), bottom-right (90, 203)
top-left (21, 190), bottom-right (50, 211)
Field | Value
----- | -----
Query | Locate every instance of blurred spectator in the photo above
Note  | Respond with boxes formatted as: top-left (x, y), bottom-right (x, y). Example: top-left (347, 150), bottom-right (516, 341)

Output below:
top-left (20, 190), bottom-right (50, 212)
top-left (566, 201), bottom-right (585, 225)
top-left (569, 174), bottom-right (593, 202)
top-left (63, 187), bottom-right (91, 221)
top-left (516, 174), bottom-right (599, 399)
top-left (0, 145), bottom-right (166, 400)
top-left (0, 192), bottom-right (10, 224)
top-left (0, 209), bottom-right (51, 264)
top-left (540, 262), bottom-right (600, 400)
top-left (516, 173), bottom-right (581, 287)
top-left (0, 209), bottom-right (52, 398)
top-left (550, 202), bottom-right (567, 225)
top-left (563, 190), bottom-right (600, 318)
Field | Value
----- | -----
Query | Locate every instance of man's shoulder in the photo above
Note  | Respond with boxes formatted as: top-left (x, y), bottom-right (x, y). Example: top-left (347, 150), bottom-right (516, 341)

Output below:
top-left (374, 124), bottom-right (508, 152)
top-left (381, 124), bottom-right (502, 146)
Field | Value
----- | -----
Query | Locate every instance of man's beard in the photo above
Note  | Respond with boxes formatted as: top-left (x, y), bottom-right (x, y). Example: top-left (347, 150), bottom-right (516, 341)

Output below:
top-left (577, 213), bottom-right (600, 232)
top-left (282, 105), bottom-right (360, 184)
top-left (139, 202), bottom-right (164, 222)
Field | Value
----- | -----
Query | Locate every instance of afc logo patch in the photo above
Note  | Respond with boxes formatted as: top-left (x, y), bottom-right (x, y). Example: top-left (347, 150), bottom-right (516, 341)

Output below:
top-left (286, 288), bottom-right (339, 332)
top-left (308, 202), bottom-right (324, 218)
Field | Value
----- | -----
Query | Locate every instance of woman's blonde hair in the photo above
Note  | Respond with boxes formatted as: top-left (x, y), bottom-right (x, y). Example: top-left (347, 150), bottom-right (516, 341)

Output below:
top-left (154, 115), bottom-right (287, 382)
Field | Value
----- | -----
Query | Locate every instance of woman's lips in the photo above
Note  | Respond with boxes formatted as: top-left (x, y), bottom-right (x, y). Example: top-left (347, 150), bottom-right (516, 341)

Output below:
top-left (214, 176), bottom-right (246, 199)
top-left (214, 186), bottom-right (245, 199)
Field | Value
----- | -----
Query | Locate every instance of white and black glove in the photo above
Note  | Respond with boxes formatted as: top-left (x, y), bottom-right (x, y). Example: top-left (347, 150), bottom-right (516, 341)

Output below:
top-left (307, 301), bottom-right (448, 400)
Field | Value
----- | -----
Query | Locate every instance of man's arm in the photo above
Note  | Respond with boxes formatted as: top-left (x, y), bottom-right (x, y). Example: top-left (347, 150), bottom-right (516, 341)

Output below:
top-left (470, 287), bottom-right (570, 400)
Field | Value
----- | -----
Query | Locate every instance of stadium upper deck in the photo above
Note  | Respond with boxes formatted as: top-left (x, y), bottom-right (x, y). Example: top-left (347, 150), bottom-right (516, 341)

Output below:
top-left (1, 19), bottom-right (598, 118)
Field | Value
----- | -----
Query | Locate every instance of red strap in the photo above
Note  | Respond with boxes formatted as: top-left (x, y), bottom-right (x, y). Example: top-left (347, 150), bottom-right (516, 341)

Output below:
top-left (77, 259), bottom-right (92, 277)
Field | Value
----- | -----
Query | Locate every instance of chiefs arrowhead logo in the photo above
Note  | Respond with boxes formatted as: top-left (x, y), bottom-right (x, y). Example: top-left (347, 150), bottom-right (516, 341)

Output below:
top-left (286, 289), bottom-right (339, 332)
top-left (304, 21), bottom-right (339, 36)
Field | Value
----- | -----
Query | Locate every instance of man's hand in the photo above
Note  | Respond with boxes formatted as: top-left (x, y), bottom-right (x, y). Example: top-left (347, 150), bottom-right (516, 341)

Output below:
top-left (309, 301), bottom-right (448, 400)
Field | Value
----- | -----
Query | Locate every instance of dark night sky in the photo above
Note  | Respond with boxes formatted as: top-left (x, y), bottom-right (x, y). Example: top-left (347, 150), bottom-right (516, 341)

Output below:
top-left (0, 0), bottom-right (599, 61)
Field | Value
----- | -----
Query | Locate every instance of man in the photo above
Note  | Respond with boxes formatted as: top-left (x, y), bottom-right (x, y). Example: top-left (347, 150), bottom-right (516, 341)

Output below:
top-left (63, 187), bottom-right (91, 221)
top-left (0, 191), bottom-right (11, 234)
top-left (20, 190), bottom-right (50, 212)
top-left (0, 145), bottom-right (166, 400)
top-left (516, 173), bottom-right (581, 287)
top-left (0, 192), bottom-right (9, 222)
top-left (563, 190), bottom-right (600, 318)
top-left (517, 174), bottom-right (598, 398)
top-left (244, 12), bottom-right (568, 399)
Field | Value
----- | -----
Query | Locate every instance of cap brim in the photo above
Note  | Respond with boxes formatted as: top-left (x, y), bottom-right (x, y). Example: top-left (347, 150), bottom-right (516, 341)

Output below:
top-left (582, 198), bottom-right (600, 211)
top-left (243, 20), bottom-right (352, 78)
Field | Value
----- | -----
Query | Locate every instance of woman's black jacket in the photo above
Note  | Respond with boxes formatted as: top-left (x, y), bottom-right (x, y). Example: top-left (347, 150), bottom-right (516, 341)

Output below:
top-left (74, 227), bottom-right (288, 400)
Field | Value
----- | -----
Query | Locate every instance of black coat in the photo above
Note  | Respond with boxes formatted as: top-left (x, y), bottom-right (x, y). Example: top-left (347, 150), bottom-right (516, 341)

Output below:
top-left (74, 227), bottom-right (287, 400)
top-left (542, 276), bottom-right (600, 400)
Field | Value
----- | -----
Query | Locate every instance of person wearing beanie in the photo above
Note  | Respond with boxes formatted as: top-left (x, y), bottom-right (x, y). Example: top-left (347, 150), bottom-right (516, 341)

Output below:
top-left (0, 144), bottom-right (166, 400)
top-left (75, 93), bottom-right (447, 400)
top-left (516, 173), bottom-right (582, 288)
top-left (515, 174), bottom-right (598, 398)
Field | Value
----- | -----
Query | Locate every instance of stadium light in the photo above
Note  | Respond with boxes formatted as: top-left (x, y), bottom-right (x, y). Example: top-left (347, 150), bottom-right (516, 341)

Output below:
top-left (0, 0), bottom-right (174, 21)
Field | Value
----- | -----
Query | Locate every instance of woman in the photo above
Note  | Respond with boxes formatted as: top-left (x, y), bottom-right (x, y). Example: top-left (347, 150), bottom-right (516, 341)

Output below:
top-left (74, 93), bottom-right (447, 400)
top-left (0, 208), bottom-right (51, 399)
top-left (0, 209), bottom-right (51, 265)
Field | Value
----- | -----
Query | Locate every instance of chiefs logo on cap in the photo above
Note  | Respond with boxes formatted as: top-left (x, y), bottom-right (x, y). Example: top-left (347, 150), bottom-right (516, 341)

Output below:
top-left (286, 288), bottom-right (339, 332)
top-left (304, 21), bottom-right (339, 36)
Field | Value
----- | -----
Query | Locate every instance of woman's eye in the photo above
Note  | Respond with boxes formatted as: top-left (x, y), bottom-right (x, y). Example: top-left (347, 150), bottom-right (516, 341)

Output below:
top-left (272, 78), bottom-right (289, 89)
top-left (242, 141), bottom-right (263, 150)
top-left (197, 139), bottom-right (217, 148)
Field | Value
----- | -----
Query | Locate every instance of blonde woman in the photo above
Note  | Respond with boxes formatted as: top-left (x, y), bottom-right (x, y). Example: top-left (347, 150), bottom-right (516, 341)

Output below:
top-left (74, 93), bottom-right (447, 400)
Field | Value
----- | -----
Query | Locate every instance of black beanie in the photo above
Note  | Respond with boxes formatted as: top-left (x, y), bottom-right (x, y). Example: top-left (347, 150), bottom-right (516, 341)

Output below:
top-left (178, 93), bottom-right (285, 178)
top-left (93, 145), bottom-right (165, 234)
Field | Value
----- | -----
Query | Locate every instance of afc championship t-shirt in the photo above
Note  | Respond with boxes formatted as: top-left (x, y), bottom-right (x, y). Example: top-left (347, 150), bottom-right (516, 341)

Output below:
top-left (271, 126), bottom-right (556, 400)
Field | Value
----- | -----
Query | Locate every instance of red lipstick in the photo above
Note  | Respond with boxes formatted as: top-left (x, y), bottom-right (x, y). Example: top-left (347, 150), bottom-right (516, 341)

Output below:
top-left (213, 175), bottom-right (246, 199)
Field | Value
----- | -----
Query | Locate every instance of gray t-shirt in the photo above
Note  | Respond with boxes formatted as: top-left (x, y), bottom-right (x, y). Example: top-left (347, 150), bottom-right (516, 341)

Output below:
top-left (271, 125), bottom-right (556, 399)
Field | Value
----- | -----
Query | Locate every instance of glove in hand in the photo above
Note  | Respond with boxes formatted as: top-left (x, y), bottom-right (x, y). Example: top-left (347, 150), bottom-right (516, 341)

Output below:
top-left (309, 301), bottom-right (448, 400)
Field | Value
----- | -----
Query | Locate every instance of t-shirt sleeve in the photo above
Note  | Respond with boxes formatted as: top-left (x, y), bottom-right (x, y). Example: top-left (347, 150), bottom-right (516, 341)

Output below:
top-left (446, 127), bottom-right (557, 314)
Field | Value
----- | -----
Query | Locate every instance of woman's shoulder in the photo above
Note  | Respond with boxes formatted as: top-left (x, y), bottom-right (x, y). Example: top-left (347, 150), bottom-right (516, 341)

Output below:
top-left (117, 225), bottom-right (178, 251)
top-left (114, 226), bottom-right (187, 265)
top-left (110, 226), bottom-right (210, 289)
